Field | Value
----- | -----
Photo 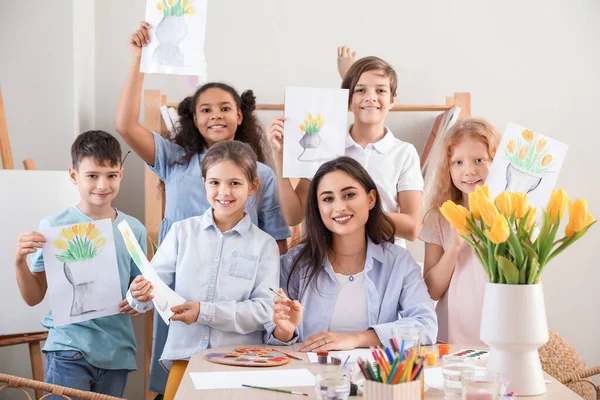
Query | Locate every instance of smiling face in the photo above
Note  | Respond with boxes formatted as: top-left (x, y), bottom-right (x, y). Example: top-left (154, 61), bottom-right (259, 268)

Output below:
top-left (449, 138), bottom-right (492, 200)
top-left (349, 69), bottom-right (396, 125)
top-left (193, 88), bottom-right (243, 147)
top-left (204, 159), bottom-right (257, 228)
top-left (316, 170), bottom-right (376, 240)
top-left (69, 157), bottom-right (122, 209)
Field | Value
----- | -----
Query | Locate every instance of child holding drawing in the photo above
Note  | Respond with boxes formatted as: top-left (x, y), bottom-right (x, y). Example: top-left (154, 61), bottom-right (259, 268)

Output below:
top-left (115, 21), bottom-right (291, 394)
top-left (14, 130), bottom-right (147, 397)
top-left (265, 157), bottom-right (437, 350)
top-left (419, 118), bottom-right (501, 344)
top-left (127, 141), bottom-right (280, 400)
top-left (267, 56), bottom-right (423, 248)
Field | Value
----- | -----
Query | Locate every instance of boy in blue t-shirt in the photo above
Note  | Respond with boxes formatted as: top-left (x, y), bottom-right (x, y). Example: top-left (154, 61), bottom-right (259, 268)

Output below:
top-left (14, 130), bottom-right (147, 397)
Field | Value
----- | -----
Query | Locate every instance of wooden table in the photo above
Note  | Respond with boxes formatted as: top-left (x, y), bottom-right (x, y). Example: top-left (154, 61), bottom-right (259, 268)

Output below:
top-left (175, 344), bottom-right (582, 399)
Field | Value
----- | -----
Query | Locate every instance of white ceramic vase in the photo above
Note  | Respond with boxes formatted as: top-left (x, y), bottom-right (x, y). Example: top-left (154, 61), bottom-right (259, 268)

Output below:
top-left (480, 283), bottom-right (549, 396)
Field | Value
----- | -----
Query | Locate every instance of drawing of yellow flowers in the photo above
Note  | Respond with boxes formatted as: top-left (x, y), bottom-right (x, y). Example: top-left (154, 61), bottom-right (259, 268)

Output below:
top-left (299, 112), bottom-right (324, 134)
top-left (521, 129), bottom-right (534, 141)
top-left (157, 0), bottom-right (195, 17)
top-left (53, 223), bottom-right (106, 263)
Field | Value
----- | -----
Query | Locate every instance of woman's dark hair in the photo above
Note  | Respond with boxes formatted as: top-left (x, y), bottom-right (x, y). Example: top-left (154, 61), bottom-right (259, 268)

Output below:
top-left (172, 82), bottom-right (266, 165)
top-left (287, 156), bottom-right (395, 295)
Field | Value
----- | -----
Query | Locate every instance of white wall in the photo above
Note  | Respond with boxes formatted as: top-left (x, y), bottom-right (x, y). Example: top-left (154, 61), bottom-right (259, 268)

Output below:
top-left (1, 0), bottom-right (599, 398)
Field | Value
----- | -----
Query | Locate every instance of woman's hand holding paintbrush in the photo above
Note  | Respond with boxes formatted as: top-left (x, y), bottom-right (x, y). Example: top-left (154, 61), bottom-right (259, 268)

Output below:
top-left (270, 288), bottom-right (304, 342)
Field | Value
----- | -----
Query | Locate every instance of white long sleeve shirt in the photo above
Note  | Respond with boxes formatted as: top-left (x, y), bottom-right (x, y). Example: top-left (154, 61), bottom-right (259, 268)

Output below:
top-left (128, 208), bottom-right (280, 369)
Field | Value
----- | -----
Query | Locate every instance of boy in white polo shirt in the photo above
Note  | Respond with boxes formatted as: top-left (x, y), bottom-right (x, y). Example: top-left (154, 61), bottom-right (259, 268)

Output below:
top-left (266, 56), bottom-right (423, 247)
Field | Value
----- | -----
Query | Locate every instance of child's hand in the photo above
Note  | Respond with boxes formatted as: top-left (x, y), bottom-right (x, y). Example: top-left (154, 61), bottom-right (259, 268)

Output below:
top-left (130, 275), bottom-right (154, 302)
top-left (266, 117), bottom-right (286, 155)
top-left (450, 227), bottom-right (464, 250)
top-left (300, 331), bottom-right (360, 352)
top-left (170, 302), bottom-right (200, 325)
top-left (273, 288), bottom-right (303, 336)
top-left (129, 21), bottom-right (152, 58)
top-left (15, 232), bottom-right (46, 265)
top-left (118, 298), bottom-right (141, 316)
top-left (337, 45), bottom-right (357, 79)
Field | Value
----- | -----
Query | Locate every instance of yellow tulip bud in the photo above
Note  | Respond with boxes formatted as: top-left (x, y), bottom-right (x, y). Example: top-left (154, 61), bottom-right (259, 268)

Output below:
top-left (495, 192), bottom-right (512, 217)
top-left (439, 200), bottom-right (472, 236)
top-left (565, 199), bottom-right (596, 237)
top-left (318, 119), bottom-right (324, 127)
top-left (157, 2), bottom-right (165, 11)
top-left (545, 189), bottom-right (568, 223)
top-left (536, 138), bottom-right (547, 154)
top-left (476, 185), bottom-right (491, 199)
top-left (541, 154), bottom-right (553, 167)
top-left (308, 112), bottom-right (313, 119)
top-left (299, 124), bottom-right (306, 131)
top-left (71, 224), bottom-right (79, 236)
top-left (485, 214), bottom-right (510, 244)
top-left (93, 237), bottom-right (106, 249)
top-left (53, 238), bottom-right (69, 250)
top-left (78, 223), bottom-right (87, 237)
top-left (521, 129), bottom-right (534, 142)
top-left (477, 194), bottom-right (499, 227)
top-left (86, 222), bottom-right (95, 236)
top-left (60, 227), bottom-right (74, 241)
top-left (88, 228), bottom-right (101, 241)
top-left (167, 0), bottom-right (174, 6)
top-left (507, 140), bottom-right (516, 154)
top-left (468, 191), bottom-right (481, 220)
top-left (185, 6), bottom-right (195, 15)
top-left (510, 192), bottom-right (530, 219)
top-left (519, 145), bottom-right (528, 160)
top-left (526, 208), bottom-right (537, 230)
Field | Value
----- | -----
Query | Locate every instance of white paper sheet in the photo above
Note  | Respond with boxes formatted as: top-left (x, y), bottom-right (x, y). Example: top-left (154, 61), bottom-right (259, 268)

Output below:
top-left (190, 369), bottom-right (316, 390)
top-left (141, 0), bottom-right (208, 75)
top-left (486, 123), bottom-right (568, 213)
top-left (40, 219), bottom-right (122, 326)
top-left (283, 87), bottom-right (349, 178)
top-left (306, 348), bottom-right (375, 364)
top-left (117, 220), bottom-right (186, 324)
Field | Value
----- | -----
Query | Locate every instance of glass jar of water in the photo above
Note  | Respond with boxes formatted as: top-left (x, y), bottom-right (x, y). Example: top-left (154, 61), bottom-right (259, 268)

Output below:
top-left (442, 355), bottom-right (477, 397)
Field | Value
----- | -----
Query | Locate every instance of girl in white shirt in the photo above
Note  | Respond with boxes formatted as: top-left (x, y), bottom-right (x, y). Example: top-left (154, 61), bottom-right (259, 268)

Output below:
top-left (128, 141), bottom-right (280, 400)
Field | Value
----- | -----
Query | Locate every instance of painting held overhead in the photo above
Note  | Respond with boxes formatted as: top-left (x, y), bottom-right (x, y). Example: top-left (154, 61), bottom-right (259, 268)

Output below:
top-left (141, 0), bottom-right (208, 75)
top-left (40, 219), bottom-right (122, 326)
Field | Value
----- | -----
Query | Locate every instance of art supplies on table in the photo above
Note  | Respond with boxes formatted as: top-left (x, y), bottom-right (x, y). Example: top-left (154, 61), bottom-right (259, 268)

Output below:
top-left (438, 343), bottom-right (451, 358)
top-left (241, 384), bottom-right (308, 396)
top-left (190, 369), bottom-right (316, 391)
top-left (270, 348), bottom-right (303, 361)
top-left (447, 348), bottom-right (489, 360)
top-left (306, 348), bottom-right (374, 364)
top-left (205, 348), bottom-right (289, 367)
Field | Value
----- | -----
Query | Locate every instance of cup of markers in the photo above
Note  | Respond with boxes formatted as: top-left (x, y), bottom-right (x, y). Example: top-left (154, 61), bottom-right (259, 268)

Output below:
top-left (358, 343), bottom-right (425, 400)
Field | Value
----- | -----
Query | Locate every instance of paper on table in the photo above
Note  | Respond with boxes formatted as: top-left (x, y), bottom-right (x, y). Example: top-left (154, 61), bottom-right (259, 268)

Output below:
top-left (117, 221), bottom-right (185, 324)
top-left (190, 369), bottom-right (316, 390)
top-left (306, 348), bottom-right (375, 364)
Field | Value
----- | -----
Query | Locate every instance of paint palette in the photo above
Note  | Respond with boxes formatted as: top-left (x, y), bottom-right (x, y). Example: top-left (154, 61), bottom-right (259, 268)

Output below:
top-left (447, 349), bottom-right (489, 360)
top-left (205, 348), bottom-right (290, 367)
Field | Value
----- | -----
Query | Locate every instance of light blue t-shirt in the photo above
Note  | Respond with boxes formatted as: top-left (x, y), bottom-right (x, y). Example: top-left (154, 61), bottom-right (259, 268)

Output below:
top-left (30, 206), bottom-right (147, 371)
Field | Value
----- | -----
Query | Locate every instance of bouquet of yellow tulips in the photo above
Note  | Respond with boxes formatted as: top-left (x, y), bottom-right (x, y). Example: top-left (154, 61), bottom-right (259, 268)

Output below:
top-left (156, 0), bottom-right (195, 17)
top-left (440, 186), bottom-right (595, 284)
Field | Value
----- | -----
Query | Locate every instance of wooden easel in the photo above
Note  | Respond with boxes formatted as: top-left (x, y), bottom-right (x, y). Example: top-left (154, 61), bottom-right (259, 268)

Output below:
top-left (0, 84), bottom-right (45, 400)
top-left (142, 89), bottom-right (471, 400)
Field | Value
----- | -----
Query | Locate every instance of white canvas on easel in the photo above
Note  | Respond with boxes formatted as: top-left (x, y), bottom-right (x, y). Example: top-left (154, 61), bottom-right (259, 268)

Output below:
top-left (0, 170), bottom-right (80, 335)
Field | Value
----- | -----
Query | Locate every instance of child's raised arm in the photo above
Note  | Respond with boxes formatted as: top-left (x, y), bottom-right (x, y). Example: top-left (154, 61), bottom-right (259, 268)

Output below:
top-left (115, 21), bottom-right (156, 166)
top-left (14, 231), bottom-right (48, 306)
top-left (266, 117), bottom-right (310, 226)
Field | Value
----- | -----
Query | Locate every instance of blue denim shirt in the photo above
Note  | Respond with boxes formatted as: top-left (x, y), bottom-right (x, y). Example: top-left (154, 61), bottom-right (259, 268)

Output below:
top-left (128, 208), bottom-right (280, 369)
top-left (264, 239), bottom-right (438, 346)
top-left (149, 131), bottom-right (291, 243)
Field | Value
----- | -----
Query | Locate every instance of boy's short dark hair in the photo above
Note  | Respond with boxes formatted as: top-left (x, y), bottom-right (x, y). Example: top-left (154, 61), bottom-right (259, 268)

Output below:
top-left (71, 130), bottom-right (122, 169)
